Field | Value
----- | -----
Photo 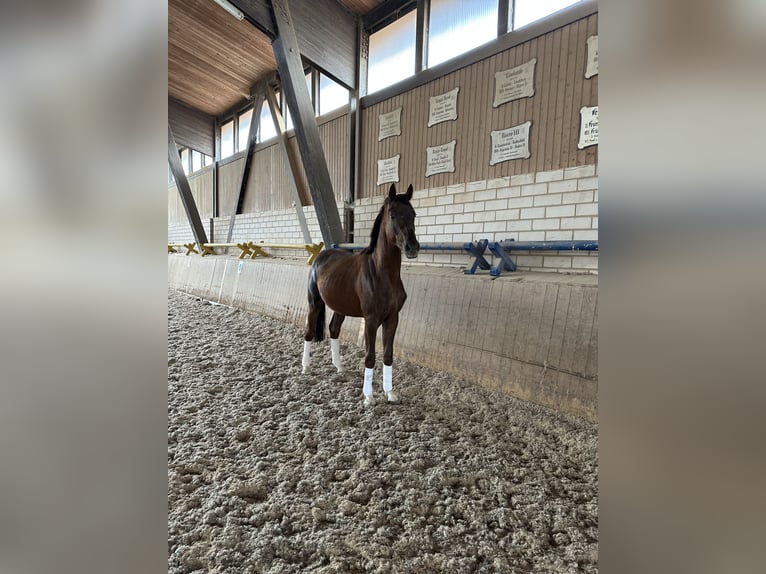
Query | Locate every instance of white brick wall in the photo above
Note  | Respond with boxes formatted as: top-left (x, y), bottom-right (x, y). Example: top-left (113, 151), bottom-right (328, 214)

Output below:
top-left (354, 165), bottom-right (598, 274)
top-left (169, 204), bottom-right (343, 260)
top-left (169, 166), bottom-right (598, 274)
top-left (168, 225), bottom-right (195, 244)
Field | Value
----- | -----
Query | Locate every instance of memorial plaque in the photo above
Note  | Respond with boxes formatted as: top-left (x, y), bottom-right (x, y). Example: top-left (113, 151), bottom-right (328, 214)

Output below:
top-left (585, 35), bottom-right (598, 79)
top-left (489, 121), bottom-right (532, 165)
top-left (427, 87), bottom-right (459, 127)
top-left (376, 155), bottom-right (400, 185)
top-left (378, 107), bottom-right (402, 141)
top-left (493, 59), bottom-right (536, 107)
top-left (425, 140), bottom-right (456, 177)
top-left (577, 106), bottom-right (598, 149)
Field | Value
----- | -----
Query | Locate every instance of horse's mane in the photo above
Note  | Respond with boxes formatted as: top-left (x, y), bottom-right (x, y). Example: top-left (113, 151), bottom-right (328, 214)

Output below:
top-left (361, 201), bottom-right (386, 255)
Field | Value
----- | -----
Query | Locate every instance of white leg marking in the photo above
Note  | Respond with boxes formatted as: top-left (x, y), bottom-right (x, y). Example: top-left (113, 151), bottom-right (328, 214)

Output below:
top-left (363, 367), bottom-right (374, 406)
top-left (302, 340), bottom-right (312, 373)
top-left (383, 364), bottom-right (398, 403)
top-left (330, 338), bottom-right (342, 372)
top-left (383, 364), bottom-right (392, 392)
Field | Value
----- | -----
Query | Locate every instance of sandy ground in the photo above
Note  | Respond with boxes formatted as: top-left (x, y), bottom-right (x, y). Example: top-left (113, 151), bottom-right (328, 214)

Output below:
top-left (168, 289), bottom-right (598, 573)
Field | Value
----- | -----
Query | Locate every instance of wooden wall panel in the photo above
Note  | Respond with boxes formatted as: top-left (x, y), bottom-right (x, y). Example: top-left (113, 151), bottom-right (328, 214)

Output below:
top-left (214, 113), bottom-right (350, 215)
top-left (168, 185), bottom-right (182, 227)
top-left (168, 113), bottom-right (349, 226)
top-left (359, 14), bottom-right (598, 198)
top-left (192, 167), bottom-right (214, 219)
top-left (167, 166), bottom-right (214, 226)
top-left (242, 144), bottom-right (290, 214)
top-left (217, 157), bottom-right (245, 218)
top-left (317, 112), bottom-right (351, 204)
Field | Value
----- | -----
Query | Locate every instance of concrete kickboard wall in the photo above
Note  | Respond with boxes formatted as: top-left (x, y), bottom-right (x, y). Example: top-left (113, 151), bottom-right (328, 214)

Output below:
top-left (168, 256), bottom-right (597, 421)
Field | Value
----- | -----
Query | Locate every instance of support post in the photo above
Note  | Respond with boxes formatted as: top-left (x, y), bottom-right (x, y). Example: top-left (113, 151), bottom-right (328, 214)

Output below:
top-left (168, 125), bottom-right (208, 247)
top-left (348, 17), bottom-right (369, 243)
top-left (270, 0), bottom-right (344, 246)
top-left (498, 0), bottom-right (510, 36)
top-left (415, 0), bottom-right (430, 72)
top-left (265, 84), bottom-right (312, 243)
top-left (225, 85), bottom-right (266, 244)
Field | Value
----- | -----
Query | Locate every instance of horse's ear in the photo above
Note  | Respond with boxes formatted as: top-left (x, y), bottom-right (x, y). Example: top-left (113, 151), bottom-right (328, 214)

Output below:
top-left (405, 184), bottom-right (413, 200)
top-left (388, 184), bottom-right (397, 199)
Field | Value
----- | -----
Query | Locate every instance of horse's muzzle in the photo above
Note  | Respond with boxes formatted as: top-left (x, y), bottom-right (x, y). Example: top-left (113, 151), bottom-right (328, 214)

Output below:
top-left (404, 241), bottom-right (420, 259)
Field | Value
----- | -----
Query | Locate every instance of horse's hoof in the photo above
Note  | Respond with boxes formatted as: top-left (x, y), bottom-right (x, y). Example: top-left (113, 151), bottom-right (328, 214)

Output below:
top-left (363, 394), bottom-right (375, 407)
top-left (302, 366), bottom-right (309, 374)
top-left (385, 391), bottom-right (399, 403)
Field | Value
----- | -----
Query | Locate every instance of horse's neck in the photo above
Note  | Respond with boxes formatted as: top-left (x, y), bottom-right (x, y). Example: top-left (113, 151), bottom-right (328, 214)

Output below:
top-left (372, 226), bottom-right (401, 278)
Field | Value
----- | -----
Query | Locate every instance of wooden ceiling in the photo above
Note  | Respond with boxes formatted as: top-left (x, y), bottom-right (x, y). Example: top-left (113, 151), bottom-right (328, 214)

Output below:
top-left (335, 0), bottom-right (387, 13)
top-left (169, 0), bottom-right (391, 119)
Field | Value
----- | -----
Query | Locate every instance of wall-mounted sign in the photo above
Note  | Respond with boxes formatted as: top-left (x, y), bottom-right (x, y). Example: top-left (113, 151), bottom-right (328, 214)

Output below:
top-left (489, 121), bottom-right (532, 165)
top-left (425, 140), bottom-right (456, 177)
top-left (585, 36), bottom-right (598, 79)
top-left (493, 59), bottom-right (536, 107)
top-left (378, 107), bottom-right (402, 141)
top-left (427, 87), bottom-right (459, 127)
top-left (377, 154), bottom-right (400, 185)
top-left (577, 106), bottom-right (598, 149)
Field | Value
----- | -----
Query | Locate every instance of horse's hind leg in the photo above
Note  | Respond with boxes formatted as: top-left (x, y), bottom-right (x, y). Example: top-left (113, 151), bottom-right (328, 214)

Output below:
top-left (381, 314), bottom-right (400, 403)
top-left (302, 303), bottom-right (317, 373)
top-left (329, 312), bottom-right (345, 372)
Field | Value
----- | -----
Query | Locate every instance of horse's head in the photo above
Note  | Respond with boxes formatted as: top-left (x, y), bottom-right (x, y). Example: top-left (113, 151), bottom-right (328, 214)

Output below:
top-left (385, 183), bottom-right (420, 259)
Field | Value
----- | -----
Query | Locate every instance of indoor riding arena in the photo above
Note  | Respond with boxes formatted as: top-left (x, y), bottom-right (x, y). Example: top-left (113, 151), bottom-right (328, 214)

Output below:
top-left (168, 1), bottom-right (598, 572)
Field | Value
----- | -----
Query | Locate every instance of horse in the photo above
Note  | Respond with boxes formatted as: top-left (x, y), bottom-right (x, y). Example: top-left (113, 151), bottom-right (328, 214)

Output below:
top-left (302, 183), bottom-right (419, 406)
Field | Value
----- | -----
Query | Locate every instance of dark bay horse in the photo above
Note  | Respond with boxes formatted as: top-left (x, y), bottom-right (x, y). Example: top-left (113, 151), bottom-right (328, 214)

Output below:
top-left (302, 183), bottom-right (419, 406)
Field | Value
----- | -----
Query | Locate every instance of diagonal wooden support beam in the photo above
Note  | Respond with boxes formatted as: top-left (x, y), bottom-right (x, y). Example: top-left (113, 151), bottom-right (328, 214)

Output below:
top-left (265, 84), bottom-right (312, 244)
top-left (226, 84), bottom-right (266, 245)
top-left (168, 125), bottom-right (209, 246)
top-left (270, 0), bottom-right (344, 246)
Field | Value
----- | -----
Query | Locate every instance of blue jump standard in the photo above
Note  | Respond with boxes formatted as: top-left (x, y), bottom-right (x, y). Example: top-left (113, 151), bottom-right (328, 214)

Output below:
top-left (331, 239), bottom-right (598, 277)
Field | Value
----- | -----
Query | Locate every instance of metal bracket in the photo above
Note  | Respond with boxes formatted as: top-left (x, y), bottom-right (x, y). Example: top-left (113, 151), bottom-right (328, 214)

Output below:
top-left (488, 241), bottom-right (517, 277)
top-left (462, 240), bottom-right (491, 274)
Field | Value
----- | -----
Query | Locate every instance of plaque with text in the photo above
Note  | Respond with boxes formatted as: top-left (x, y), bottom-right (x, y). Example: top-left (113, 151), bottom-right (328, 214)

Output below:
top-left (585, 36), bottom-right (598, 79)
top-left (577, 106), bottom-right (598, 149)
top-left (377, 155), bottom-right (400, 185)
top-left (427, 87), bottom-right (459, 127)
top-left (493, 59), bottom-right (536, 107)
top-left (378, 107), bottom-right (402, 141)
top-left (489, 121), bottom-right (531, 165)
top-left (425, 140), bottom-right (456, 177)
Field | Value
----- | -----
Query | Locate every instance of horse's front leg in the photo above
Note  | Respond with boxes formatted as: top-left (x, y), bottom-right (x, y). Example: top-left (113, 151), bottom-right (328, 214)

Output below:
top-left (362, 318), bottom-right (379, 406)
top-left (381, 313), bottom-right (400, 403)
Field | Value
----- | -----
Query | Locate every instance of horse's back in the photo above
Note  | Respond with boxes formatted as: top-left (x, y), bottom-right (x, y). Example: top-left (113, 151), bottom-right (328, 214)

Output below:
top-left (314, 247), bottom-right (354, 266)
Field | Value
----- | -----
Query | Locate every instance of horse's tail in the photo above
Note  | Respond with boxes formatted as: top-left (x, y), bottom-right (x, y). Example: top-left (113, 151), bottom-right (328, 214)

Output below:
top-left (307, 265), bottom-right (326, 342)
top-left (315, 300), bottom-right (326, 343)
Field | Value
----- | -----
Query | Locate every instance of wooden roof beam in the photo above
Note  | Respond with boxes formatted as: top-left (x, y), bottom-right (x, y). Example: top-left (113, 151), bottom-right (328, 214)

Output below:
top-left (271, 0), bottom-right (345, 245)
